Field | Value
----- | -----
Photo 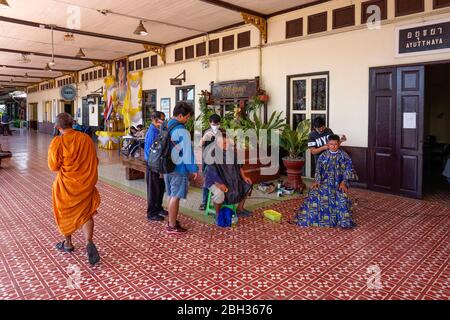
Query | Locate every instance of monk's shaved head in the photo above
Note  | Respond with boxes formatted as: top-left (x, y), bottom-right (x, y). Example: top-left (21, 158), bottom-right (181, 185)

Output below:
top-left (55, 113), bottom-right (74, 130)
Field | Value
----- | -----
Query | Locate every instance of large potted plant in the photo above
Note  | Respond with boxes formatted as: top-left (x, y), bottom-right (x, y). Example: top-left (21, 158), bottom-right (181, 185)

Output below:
top-left (281, 119), bottom-right (311, 191)
top-left (221, 98), bottom-right (286, 183)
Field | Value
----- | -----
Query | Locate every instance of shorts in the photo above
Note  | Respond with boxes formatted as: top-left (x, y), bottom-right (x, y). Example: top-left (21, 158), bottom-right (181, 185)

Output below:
top-left (164, 172), bottom-right (189, 199)
top-left (209, 184), bottom-right (225, 204)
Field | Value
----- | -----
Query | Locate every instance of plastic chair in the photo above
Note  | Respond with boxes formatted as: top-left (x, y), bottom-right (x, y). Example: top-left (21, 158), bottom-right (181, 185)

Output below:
top-left (205, 191), bottom-right (237, 216)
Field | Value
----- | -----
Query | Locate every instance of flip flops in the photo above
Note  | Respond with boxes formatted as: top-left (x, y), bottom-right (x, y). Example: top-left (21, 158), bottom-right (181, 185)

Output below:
top-left (86, 242), bottom-right (100, 266)
top-left (237, 209), bottom-right (253, 217)
top-left (55, 241), bottom-right (74, 253)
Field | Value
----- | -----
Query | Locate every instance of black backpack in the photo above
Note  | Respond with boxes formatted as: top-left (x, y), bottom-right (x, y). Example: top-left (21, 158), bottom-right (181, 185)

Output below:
top-left (148, 122), bottom-right (179, 174)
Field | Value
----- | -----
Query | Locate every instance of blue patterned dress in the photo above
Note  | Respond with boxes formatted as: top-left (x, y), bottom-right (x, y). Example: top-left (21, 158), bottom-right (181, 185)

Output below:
top-left (294, 149), bottom-right (357, 228)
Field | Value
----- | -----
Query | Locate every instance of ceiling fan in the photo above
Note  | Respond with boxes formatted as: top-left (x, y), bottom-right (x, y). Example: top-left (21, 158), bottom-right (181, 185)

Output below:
top-left (17, 53), bottom-right (31, 64)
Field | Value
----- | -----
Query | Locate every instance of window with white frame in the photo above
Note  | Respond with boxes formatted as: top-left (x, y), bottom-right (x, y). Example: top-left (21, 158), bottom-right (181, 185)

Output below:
top-left (288, 73), bottom-right (329, 177)
top-left (289, 74), bottom-right (328, 129)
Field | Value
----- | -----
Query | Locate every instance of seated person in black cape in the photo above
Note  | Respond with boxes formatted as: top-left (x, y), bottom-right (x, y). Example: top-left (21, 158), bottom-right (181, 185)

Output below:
top-left (204, 131), bottom-right (253, 216)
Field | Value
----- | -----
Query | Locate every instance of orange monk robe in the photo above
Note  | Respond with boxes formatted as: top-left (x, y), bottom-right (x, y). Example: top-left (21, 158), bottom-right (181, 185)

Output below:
top-left (48, 129), bottom-right (101, 236)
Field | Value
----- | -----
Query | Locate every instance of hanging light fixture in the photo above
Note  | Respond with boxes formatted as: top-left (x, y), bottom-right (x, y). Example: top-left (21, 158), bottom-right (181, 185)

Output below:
top-left (75, 48), bottom-right (86, 58)
top-left (24, 73), bottom-right (29, 78)
top-left (0, 0), bottom-right (10, 9)
top-left (44, 63), bottom-right (52, 71)
top-left (48, 25), bottom-right (56, 67)
top-left (133, 20), bottom-right (148, 36)
top-left (64, 33), bottom-right (75, 42)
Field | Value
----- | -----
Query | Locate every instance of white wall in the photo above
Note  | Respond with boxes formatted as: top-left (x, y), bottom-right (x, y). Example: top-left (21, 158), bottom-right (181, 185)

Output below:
top-left (134, 25), bottom-right (261, 114)
top-left (88, 97), bottom-right (99, 127)
top-left (263, 1), bottom-right (450, 148)
top-left (77, 78), bottom-right (104, 124)
top-left (141, 48), bottom-right (260, 112)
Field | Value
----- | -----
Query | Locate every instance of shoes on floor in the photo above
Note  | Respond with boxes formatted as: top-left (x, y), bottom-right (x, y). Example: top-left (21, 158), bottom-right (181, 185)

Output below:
top-left (86, 242), bottom-right (100, 266)
top-left (55, 240), bottom-right (74, 253)
top-left (167, 223), bottom-right (187, 234)
top-left (159, 209), bottom-right (168, 216)
top-left (237, 209), bottom-right (252, 217)
top-left (147, 214), bottom-right (164, 221)
top-left (199, 203), bottom-right (206, 211)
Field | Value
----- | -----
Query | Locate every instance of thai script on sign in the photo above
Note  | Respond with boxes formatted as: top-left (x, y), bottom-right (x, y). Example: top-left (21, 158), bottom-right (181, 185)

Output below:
top-left (399, 21), bottom-right (450, 54)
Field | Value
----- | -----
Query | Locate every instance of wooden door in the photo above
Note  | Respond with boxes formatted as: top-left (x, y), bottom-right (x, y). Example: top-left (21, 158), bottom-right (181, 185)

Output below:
top-left (368, 66), bottom-right (424, 198)
top-left (396, 66), bottom-right (424, 199)
top-left (369, 67), bottom-right (397, 193)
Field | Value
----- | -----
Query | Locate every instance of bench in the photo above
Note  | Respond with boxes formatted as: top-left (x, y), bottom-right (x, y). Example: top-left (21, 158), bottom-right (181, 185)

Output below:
top-left (122, 157), bottom-right (146, 180)
top-left (0, 144), bottom-right (12, 168)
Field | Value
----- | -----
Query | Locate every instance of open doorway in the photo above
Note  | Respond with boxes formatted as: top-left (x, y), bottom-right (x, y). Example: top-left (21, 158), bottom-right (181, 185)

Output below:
top-left (63, 101), bottom-right (74, 116)
top-left (423, 63), bottom-right (450, 199)
top-left (28, 103), bottom-right (38, 130)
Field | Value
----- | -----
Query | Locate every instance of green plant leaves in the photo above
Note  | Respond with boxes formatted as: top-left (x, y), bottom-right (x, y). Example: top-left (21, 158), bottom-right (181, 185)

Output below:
top-left (281, 119), bottom-right (311, 159)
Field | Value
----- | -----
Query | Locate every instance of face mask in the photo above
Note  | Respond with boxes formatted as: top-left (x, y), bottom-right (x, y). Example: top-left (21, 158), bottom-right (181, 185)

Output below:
top-left (211, 124), bottom-right (220, 133)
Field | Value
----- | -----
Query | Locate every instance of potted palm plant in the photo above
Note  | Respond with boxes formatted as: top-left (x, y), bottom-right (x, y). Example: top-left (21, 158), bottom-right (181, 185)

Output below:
top-left (281, 119), bottom-right (311, 191)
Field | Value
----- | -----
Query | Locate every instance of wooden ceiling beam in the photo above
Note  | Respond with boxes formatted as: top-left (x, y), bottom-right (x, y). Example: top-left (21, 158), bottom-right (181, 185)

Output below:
top-left (0, 73), bottom-right (52, 79)
top-left (0, 64), bottom-right (72, 72)
top-left (198, 0), bottom-right (266, 18)
top-left (0, 16), bottom-right (163, 47)
top-left (0, 79), bottom-right (41, 83)
top-left (0, 48), bottom-right (110, 63)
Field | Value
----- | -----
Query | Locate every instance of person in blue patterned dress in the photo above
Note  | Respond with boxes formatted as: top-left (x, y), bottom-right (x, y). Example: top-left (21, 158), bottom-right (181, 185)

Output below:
top-left (294, 134), bottom-right (357, 229)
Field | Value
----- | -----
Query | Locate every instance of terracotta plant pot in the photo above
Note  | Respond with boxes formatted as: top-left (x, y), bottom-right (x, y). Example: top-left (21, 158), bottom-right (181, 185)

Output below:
top-left (258, 94), bottom-right (269, 103)
top-left (282, 157), bottom-right (306, 191)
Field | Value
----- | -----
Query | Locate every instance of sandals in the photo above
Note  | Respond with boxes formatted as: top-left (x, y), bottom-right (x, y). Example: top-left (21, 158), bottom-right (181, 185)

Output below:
top-left (55, 241), bottom-right (100, 266)
top-left (86, 242), bottom-right (100, 266)
top-left (55, 241), bottom-right (74, 253)
top-left (237, 209), bottom-right (252, 217)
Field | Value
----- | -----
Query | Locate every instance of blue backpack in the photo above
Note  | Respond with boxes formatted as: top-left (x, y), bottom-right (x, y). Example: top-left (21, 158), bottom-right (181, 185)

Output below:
top-left (217, 207), bottom-right (233, 228)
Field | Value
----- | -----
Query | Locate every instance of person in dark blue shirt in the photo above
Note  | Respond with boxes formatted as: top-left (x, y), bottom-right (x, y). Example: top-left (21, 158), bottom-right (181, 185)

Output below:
top-left (144, 111), bottom-right (167, 221)
top-left (1, 113), bottom-right (12, 136)
top-left (72, 120), bottom-right (83, 131)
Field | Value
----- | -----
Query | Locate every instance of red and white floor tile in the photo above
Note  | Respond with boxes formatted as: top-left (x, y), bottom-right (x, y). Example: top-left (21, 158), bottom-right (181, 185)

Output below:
top-left (0, 132), bottom-right (449, 300)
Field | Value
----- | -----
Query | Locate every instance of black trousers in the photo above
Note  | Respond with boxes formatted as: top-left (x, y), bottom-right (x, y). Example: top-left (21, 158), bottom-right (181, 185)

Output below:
top-left (1, 124), bottom-right (11, 136)
top-left (146, 165), bottom-right (165, 217)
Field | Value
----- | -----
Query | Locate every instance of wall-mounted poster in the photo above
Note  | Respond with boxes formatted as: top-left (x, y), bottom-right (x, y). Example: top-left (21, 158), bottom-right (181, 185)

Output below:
top-left (160, 98), bottom-right (171, 119)
top-left (115, 58), bottom-right (127, 105)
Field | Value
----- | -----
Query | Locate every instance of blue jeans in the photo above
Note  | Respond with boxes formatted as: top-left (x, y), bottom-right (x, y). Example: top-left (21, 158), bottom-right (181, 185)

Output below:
top-left (201, 164), bottom-right (208, 205)
top-left (202, 187), bottom-right (209, 205)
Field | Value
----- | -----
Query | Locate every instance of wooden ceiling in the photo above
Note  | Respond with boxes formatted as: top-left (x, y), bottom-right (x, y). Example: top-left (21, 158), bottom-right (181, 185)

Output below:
top-left (0, 0), bottom-right (322, 93)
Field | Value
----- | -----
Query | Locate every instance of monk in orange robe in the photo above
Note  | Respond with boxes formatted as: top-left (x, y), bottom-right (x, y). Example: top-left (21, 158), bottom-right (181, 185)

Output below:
top-left (48, 113), bottom-right (101, 265)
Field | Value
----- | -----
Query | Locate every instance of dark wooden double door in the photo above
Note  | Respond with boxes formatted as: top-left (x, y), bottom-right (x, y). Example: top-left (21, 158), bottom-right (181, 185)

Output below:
top-left (369, 66), bottom-right (424, 199)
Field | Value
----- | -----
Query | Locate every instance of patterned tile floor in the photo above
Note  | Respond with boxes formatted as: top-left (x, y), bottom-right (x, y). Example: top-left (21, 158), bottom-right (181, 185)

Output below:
top-left (0, 131), bottom-right (449, 300)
